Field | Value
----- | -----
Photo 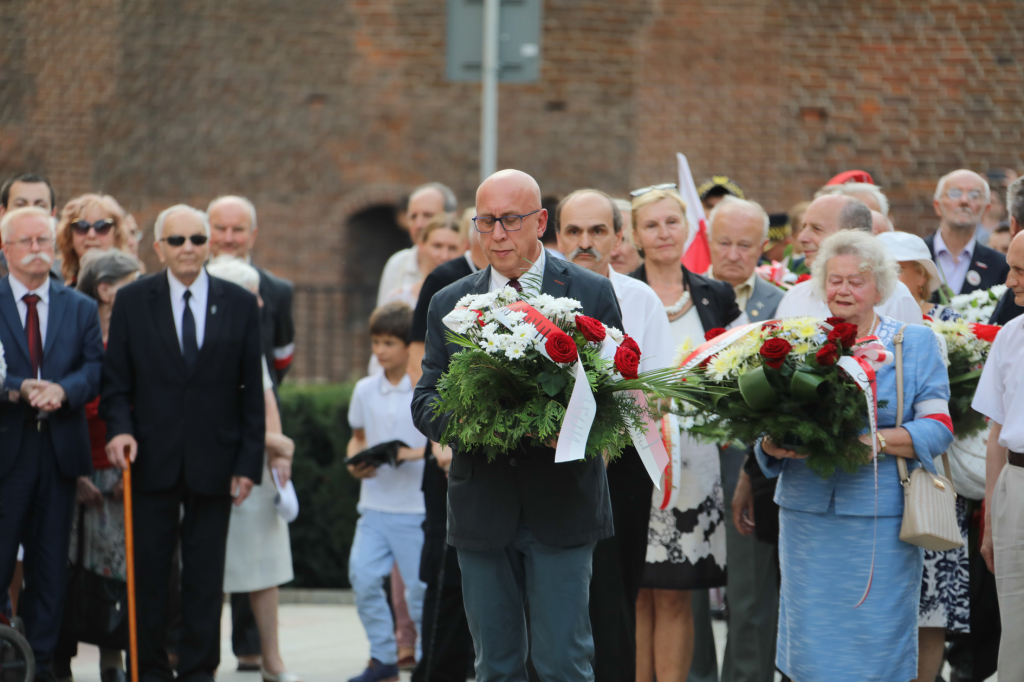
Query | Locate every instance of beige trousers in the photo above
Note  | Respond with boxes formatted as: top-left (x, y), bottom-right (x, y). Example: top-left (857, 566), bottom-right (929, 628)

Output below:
top-left (993, 462), bottom-right (1024, 681)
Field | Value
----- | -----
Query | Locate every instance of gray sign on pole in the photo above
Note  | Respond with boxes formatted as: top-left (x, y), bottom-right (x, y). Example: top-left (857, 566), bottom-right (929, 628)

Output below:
top-left (446, 0), bottom-right (542, 83)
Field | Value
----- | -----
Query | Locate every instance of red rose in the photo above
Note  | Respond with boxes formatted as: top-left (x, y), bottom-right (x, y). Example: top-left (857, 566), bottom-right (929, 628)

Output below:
top-left (759, 338), bottom-right (793, 369)
top-left (614, 346), bottom-right (640, 380)
top-left (620, 334), bottom-right (642, 358)
top-left (827, 322), bottom-right (858, 348)
top-left (545, 332), bottom-right (579, 364)
top-left (796, 274), bottom-right (812, 284)
top-left (970, 323), bottom-right (1000, 343)
top-left (815, 343), bottom-right (839, 367)
top-left (575, 315), bottom-right (607, 343)
top-left (704, 327), bottom-right (727, 342)
top-left (825, 316), bottom-right (845, 327)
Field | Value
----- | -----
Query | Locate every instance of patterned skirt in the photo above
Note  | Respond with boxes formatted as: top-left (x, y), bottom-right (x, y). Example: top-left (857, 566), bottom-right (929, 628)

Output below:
top-left (641, 425), bottom-right (726, 590)
top-left (918, 494), bottom-right (970, 631)
top-left (68, 468), bottom-right (127, 580)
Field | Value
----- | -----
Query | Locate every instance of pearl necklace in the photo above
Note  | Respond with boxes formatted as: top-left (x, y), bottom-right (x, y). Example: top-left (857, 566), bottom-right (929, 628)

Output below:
top-left (664, 290), bottom-right (692, 316)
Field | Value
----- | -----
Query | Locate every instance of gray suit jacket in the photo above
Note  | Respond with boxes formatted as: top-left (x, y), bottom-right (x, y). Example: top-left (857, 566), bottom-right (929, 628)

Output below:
top-left (745, 276), bottom-right (785, 321)
top-left (412, 256), bottom-right (624, 550)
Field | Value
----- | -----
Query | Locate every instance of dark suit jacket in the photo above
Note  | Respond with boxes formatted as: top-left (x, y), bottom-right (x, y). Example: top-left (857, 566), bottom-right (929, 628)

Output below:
top-left (255, 265), bottom-right (294, 386)
top-left (990, 287), bottom-right (1024, 325)
top-left (412, 256), bottom-right (623, 551)
top-left (629, 264), bottom-right (742, 330)
top-left (100, 270), bottom-right (265, 496)
top-left (924, 232), bottom-right (1009, 296)
top-left (0, 276), bottom-right (104, 478)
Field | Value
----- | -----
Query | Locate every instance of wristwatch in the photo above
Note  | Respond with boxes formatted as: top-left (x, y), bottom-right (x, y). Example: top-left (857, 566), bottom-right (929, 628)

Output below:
top-left (876, 432), bottom-right (887, 451)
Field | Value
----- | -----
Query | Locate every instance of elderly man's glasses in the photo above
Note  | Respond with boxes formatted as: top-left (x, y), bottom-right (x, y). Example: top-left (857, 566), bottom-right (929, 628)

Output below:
top-left (945, 188), bottom-right (984, 201)
top-left (10, 236), bottom-right (53, 248)
top-left (630, 183), bottom-right (677, 198)
top-left (70, 219), bottom-right (114, 236)
top-left (160, 235), bottom-right (209, 247)
top-left (473, 209), bottom-right (541, 233)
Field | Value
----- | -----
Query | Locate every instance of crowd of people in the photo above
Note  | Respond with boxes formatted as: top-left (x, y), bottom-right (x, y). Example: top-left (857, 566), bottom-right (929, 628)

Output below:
top-left (1, 162), bottom-right (1023, 682)
top-left (0, 176), bottom-right (298, 682)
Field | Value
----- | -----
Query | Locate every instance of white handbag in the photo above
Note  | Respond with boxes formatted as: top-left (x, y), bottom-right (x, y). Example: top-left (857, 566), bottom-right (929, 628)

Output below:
top-left (893, 326), bottom-right (963, 551)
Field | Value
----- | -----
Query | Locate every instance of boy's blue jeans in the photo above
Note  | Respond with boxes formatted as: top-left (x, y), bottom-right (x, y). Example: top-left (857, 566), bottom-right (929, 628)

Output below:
top-left (348, 509), bottom-right (427, 664)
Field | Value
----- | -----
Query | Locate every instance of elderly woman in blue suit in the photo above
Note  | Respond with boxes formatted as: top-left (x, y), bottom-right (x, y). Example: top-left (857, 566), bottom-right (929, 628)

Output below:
top-left (757, 230), bottom-right (954, 682)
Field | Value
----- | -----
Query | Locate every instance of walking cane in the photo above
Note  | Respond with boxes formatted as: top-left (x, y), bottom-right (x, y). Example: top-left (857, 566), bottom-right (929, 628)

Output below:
top-left (122, 446), bottom-right (140, 682)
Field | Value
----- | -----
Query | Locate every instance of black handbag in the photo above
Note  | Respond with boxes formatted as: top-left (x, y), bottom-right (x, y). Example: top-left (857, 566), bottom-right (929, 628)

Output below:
top-left (62, 504), bottom-right (129, 650)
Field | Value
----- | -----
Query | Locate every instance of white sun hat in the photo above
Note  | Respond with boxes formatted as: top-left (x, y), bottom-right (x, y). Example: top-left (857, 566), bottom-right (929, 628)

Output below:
top-left (876, 231), bottom-right (942, 295)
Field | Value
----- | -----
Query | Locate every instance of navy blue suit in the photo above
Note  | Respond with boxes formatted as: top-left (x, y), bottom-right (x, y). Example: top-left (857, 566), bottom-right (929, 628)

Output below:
top-left (0, 275), bottom-right (103, 664)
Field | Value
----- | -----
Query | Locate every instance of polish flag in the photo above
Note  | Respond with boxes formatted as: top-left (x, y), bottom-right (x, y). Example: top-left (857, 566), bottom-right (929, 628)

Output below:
top-left (676, 153), bottom-right (712, 274)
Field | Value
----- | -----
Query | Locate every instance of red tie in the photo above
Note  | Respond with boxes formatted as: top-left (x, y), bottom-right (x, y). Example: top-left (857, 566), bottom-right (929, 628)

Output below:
top-left (23, 293), bottom-right (43, 378)
top-left (507, 278), bottom-right (523, 293)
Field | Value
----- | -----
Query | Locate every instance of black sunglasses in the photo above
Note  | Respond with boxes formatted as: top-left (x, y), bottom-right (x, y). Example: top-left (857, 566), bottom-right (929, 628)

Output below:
top-left (70, 219), bottom-right (114, 236)
top-left (161, 235), bottom-right (209, 247)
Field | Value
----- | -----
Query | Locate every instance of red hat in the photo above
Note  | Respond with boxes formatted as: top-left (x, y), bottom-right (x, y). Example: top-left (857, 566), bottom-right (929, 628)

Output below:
top-left (826, 170), bottom-right (874, 186)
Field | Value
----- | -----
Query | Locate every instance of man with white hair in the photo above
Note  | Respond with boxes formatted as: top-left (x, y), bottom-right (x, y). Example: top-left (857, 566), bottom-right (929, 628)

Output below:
top-left (208, 196), bottom-right (295, 387)
top-left (705, 196), bottom-right (784, 682)
top-left (0, 207), bottom-right (103, 677)
top-left (101, 204), bottom-right (265, 682)
top-left (377, 183), bottom-right (457, 306)
top-left (925, 169), bottom-right (1008, 297)
top-left (207, 195), bottom-right (295, 670)
top-left (774, 194), bottom-right (921, 323)
top-left (816, 181), bottom-right (889, 216)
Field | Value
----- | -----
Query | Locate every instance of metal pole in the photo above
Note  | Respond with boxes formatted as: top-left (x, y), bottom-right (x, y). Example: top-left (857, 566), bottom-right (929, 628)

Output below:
top-left (480, 0), bottom-right (499, 183)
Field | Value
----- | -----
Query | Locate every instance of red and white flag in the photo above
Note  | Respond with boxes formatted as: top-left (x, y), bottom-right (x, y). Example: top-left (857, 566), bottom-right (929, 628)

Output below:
top-left (676, 153), bottom-right (712, 274)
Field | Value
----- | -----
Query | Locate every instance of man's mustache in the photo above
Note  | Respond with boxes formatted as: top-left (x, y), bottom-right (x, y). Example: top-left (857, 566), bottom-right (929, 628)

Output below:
top-left (568, 246), bottom-right (600, 261)
top-left (20, 252), bottom-right (52, 266)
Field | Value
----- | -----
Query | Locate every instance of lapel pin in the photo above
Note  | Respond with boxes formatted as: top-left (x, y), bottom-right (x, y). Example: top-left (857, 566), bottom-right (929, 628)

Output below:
top-left (702, 298), bottom-right (709, 305)
top-left (751, 309), bottom-right (759, 317)
top-left (966, 270), bottom-right (981, 287)
top-left (757, 301), bottom-right (764, 308)
top-left (211, 305), bottom-right (218, 315)
top-left (975, 261), bottom-right (988, 269)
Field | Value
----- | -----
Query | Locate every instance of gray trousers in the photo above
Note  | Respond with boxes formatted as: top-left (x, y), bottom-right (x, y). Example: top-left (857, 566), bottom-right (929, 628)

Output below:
top-left (993, 462), bottom-right (1024, 682)
top-left (458, 522), bottom-right (596, 682)
top-left (719, 446), bottom-right (779, 682)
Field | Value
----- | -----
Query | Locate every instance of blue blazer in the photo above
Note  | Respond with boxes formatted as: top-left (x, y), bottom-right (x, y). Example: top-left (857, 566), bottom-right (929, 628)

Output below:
top-left (0, 276), bottom-right (104, 478)
top-left (756, 318), bottom-right (954, 517)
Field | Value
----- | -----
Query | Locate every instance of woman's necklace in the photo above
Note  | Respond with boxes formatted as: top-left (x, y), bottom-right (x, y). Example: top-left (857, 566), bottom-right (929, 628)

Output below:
top-left (664, 289), bottom-right (692, 316)
top-left (866, 313), bottom-right (879, 337)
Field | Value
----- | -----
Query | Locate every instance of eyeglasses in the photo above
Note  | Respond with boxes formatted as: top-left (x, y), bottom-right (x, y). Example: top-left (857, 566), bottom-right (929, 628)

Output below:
top-left (160, 235), bottom-right (209, 247)
top-left (472, 209), bottom-right (541, 233)
top-left (70, 219), bottom-right (114, 236)
top-left (945, 188), bottom-right (985, 202)
top-left (630, 183), bottom-right (677, 198)
top-left (10, 236), bottom-right (53, 248)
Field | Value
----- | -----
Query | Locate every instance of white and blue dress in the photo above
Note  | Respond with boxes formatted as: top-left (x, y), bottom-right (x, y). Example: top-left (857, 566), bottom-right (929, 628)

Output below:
top-left (755, 317), bottom-right (954, 681)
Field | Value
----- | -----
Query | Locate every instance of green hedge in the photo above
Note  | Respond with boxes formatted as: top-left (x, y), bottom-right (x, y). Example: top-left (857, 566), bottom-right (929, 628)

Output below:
top-left (278, 382), bottom-right (359, 588)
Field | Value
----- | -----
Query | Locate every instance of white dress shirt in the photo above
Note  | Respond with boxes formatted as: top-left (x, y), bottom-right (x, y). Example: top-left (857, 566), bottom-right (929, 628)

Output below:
top-left (376, 246), bottom-right (422, 307)
top-left (972, 313), bottom-right (1024, 451)
top-left (609, 269), bottom-right (676, 373)
top-left (489, 244), bottom-right (546, 296)
top-left (168, 268), bottom-right (209, 352)
top-left (347, 372), bottom-right (428, 514)
top-left (9, 274), bottom-right (49, 348)
top-left (774, 279), bottom-right (923, 325)
top-left (933, 229), bottom-right (977, 295)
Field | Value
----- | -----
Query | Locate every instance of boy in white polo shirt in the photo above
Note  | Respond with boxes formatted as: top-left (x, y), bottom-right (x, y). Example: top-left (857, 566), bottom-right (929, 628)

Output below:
top-left (346, 302), bottom-right (428, 682)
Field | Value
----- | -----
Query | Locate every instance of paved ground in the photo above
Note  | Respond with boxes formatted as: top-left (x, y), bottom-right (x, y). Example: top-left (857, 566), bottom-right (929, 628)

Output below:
top-left (67, 599), bottom-right (993, 682)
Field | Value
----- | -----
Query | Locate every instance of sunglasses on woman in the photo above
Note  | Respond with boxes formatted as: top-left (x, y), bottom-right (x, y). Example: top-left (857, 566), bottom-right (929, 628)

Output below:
top-left (630, 183), bottom-right (677, 198)
top-left (160, 235), bottom-right (209, 247)
top-left (70, 219), bottom-right (114, 236)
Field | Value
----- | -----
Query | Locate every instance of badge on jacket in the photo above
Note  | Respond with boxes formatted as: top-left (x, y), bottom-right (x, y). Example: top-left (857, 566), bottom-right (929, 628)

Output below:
top-left (966, 270), bottom-right (981, 287)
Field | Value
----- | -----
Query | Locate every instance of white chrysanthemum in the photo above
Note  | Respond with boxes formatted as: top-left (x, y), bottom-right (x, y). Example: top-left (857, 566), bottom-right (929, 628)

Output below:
top-left (502, 310), bottom-right (528, 324)
top-left (443, 308), bottom-right (480, 334)
top-left (481, 336), bottom-right (501, 354)
top-left (495, 286), bottom-right (520, 304)
top-left (508, 323), bottom-right (536, 344)
top-left (673, 338), bottom-right (694, 366)
top-left (606, 326), bottom-right (624, 344)
top-left (456, 293), bottom-right (477, 308)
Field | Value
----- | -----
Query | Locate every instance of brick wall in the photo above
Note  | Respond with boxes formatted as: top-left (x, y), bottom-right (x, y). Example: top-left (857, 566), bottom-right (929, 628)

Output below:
top-left (1, 0), bottom-right (1022, 377)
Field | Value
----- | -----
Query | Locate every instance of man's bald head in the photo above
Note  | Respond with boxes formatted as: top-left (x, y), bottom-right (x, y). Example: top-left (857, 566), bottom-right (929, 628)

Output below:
top-left (1006, 231), bottom-right (1024, 305)
top-left (871, 210), bottom-right (893, 235)
top-left (475, 169), bottom-right (547, 279)
top-left (797, 194), bottom-right (872, 266)
top-left (208, 195), bottom-right (258, 259)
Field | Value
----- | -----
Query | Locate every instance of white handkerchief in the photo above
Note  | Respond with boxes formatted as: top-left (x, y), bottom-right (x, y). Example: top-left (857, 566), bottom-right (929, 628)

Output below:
top-left (272, 469), bottom-right (300, 523)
